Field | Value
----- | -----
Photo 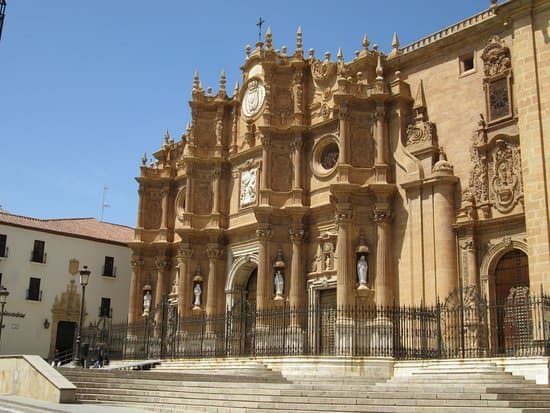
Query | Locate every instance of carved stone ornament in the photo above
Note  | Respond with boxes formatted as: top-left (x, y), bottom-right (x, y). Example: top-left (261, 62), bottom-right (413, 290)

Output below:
top-left (240, 167), bottom-right (257, 208)
top-left (481, 36), bottom-right (511, 78)
top-left (311, 59), bottom-right (337, 85)
top-left (242, 79), bottom-right (266, 118)
top-left (489, 140), bottom-right (522, 212)
top-left (465, 132), bottom-right (523, 214)
top-left (406, 120), bottom-right (436, 146)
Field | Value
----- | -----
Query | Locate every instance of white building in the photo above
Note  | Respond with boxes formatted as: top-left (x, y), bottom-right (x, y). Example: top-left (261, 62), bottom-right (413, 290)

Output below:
top-left (0, 211), bottom-right (133, 360)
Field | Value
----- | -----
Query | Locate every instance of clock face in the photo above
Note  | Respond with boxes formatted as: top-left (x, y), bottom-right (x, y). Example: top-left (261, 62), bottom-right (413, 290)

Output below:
top-left (242, 79), bottom-right (266, 118)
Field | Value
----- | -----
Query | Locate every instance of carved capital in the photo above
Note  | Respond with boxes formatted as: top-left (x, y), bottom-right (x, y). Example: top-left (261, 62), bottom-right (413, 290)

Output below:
top-left (371, 208), bottom-right (391, 224)
top-left (260, 134), bottom-right (272, 148)
top-left (289, 227), bottom-right (305, 243)
top-left (212, 168), bottom-right (222, 180)
top-left (338, 103), bottom-right (350, 120)
top-left (256, 226), bottom-right (273, 241)
top-left (290, 138), bottom-right (303, 152)
top-left (206, 244), bottom-right (223, 260)
top-left (335, 208), bottom-right (352, 227)
top-left (177, 244), bottom-right (193, 262)
top-left (372, 108), bottom-right (385, 123)
top-left (154, 257), bottom-right (169, 270)
top-left (460, 239), bottom-right (475, 252)
top-left (131, 256), bottom-right (144, 269)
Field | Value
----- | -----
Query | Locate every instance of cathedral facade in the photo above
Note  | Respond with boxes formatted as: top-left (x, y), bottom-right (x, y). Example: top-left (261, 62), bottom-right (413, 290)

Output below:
top-left (127, 0), bottom-right (550, 356)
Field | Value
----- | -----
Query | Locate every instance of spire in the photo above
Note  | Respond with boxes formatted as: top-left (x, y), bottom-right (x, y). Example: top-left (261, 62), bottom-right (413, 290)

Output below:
top-left (164, 130), bottom-right (170, 145)
top-left (392, 32), bottom-right (400, 50)
top-left (265, 26), bottom-right (272, 50)
top-left (219, 69), bottom-right (226, 93)
top-left (296, 26), bottom-right (303, 53)
top-left (233, 80), bottom-right (240, 98)
top-left (337, 48), bottom-right (343, 62)
top-left (192, 70), bottom-right (200, 91)
top-left (141, 153), bottom-right (147, 166)
top-left (413, 80), bottom-right (427, 112)
top-left (362, 34), bottom-right (370, 51)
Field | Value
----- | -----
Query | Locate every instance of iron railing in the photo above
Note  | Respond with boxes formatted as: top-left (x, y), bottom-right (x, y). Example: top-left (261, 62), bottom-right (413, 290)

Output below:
top-left (82, 290), bottom-right (550, 361)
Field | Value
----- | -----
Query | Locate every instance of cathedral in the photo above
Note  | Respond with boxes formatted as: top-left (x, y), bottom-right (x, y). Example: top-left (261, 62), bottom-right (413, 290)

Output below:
top-left (125, 0), bottom-right (550, 357)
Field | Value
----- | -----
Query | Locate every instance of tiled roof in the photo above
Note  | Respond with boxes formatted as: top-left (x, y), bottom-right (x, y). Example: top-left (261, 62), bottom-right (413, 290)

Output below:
top-left (0, 212), bottom-right (134, 245)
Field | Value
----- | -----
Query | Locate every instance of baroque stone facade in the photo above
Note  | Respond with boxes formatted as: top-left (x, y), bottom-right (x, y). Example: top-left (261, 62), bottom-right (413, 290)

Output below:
top-left (128, 0), bottom-right (550, 330)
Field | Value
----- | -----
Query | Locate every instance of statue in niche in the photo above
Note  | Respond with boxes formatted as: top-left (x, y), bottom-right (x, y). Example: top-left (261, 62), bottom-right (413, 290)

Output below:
top-left (274, 269), bottom-right (284, 298)
top-left (240, 168), bottom-right (257, 207)
top-left (357, 255), bottom-right (368, 287)
top-left (193, 283), bottom-right (202, 308)
top-left (142, 290), bottom-right (152, 316)
top-left (325, 255), bottom-right (332, 271)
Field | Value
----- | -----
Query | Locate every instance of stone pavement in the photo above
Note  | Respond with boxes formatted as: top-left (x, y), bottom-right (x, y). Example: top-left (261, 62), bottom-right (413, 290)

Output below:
top-left (0, 395), bottom-right (150, 413)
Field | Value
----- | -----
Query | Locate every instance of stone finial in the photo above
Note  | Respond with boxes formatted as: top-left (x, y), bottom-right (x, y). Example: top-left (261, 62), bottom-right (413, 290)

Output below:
top-left (490, 0), bottom-right (497, 6)
top-left (245, 44), bottom-right (251, 59)
top-left (432, 147), bottom-right (454, 176)
top-left (233, 80), bottom-right (240, 97)
top-left (164, 130), bottom-right (170, 145)
top-left (265, 26), bottom-right (273, 49)
top-left (281, 45), bottom-right (287, 56)
top-left (392, 32), bottom-right (400, 50)
top-left (362, 34), bottom-right (370, 51)
top-left (207, 87), bottom-right (213, 96)
top-left (192, 70), bottom-right (200, 91)
top-left (186, 122), bottom-right (192, 134)
top-left (337, 48), bottom-right (343, 62)
top-left (308, 48), bottom-right (315, 59)
top-left (376, 54), bottom-right (383, 81)
top-left (141, 152), bottom-right (147, 166)
top-left (354, 50), bottom-right (360, 59)
top-left (324, 51), bottom-right (331, 62)
top-left (413, 80), bottom-right (427, 114)
top-left (296, 26), bottom-right (303, 52)
top-left (219, 69), bottom-right (226, 92)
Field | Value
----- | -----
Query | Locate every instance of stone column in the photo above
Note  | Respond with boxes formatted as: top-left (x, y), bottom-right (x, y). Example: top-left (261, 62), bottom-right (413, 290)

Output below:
top-left (289, 225), bottom-right (305, 310)
top-left (154, 257), bottom-right (168, 326)
top-left (256, 225), bottom-right (272, 311)
top-left (335, 206), bottom-right (353, 309)
top-left (128, 256), bottom-right (143, 324)
top-left (211, 169), bottom-right (221, 215)
top-left (206, 244), bottom-right (222, 316)
top-left (374, 104), bottom-right (387, 165)
top-left (338, 103), bottom-right (350, 164)
top-left (292, 138), bottom-right (303, 189)
top-left (136, 187), bottom-right (145, 228)
top-left (160, 188), bottom-right (169, 229)
top-left (176, 244), bottom-right (193, 318)
top-left (434, 181), bottom-right (459, 301)
top-left (260, 135), bottom-right (271, 205)
top-left (372, 209), bottom-right (392, 308)
top-left (460, 238), bottom-right (478, 288)
top-left (184, 165), bottom-right (194, 214)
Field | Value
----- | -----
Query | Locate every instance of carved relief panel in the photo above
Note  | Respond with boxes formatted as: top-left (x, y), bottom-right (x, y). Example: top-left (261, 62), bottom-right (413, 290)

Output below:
top-left (481, 35), bottom-right (513, 124)
top-left (270, 143), bottom-right (292, 192)
top-left (194, 112), bottom-right (217, 150)
top-left (350, 110), bottom-right (374, 168)
top-left (144, 192), bottom-right (162, 229)
top-left (194, 172), bottom-right (213, 215)
top-left (239, 167), bottom-right (258, 208)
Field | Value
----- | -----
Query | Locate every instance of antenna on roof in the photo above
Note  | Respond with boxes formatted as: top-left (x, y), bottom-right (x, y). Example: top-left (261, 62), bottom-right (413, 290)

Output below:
top-left (101, 185), bottom-right (110, 222)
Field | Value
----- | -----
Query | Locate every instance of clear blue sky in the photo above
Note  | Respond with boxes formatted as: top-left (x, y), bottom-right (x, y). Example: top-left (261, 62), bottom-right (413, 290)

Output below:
top-left (0, 1), bottom-right (489, 227)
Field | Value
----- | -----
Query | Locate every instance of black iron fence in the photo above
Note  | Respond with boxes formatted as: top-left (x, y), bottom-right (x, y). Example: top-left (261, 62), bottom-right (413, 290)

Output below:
top-left (82, 288), bottom-right (550, 361)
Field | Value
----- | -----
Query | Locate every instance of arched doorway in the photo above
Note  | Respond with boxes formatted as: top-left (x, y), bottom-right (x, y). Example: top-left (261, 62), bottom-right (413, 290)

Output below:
top-left (494, 249), bottom-right (529, 354)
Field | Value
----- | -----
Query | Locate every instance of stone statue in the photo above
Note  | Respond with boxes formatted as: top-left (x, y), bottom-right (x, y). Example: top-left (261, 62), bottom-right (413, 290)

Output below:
top-left (143, 290), bottom-right (152, 315)
top-left (274, 269), bottom-right (284, 297)
top-left (193, 283), bottom-right (202, 307)
top-left (357, 255), bottom-right (368, 286)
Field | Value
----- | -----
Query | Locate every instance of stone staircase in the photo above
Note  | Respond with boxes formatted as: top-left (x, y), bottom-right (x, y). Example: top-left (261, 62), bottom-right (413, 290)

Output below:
top-left (58, 359), bottom-right (550, 412)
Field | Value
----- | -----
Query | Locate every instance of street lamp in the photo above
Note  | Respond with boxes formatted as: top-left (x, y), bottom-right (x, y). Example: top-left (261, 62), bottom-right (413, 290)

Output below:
top-left (73, 266), bottom-right (91, 367)
top-left (0, 285), bottom-right (9, 352)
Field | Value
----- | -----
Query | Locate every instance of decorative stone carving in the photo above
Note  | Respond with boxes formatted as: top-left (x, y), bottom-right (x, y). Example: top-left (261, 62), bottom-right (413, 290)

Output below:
top-left (481, 35), bottom-right (513, 123)
top-left (271, 151), bottom-right (292, 192)
top-left (406, 120), bottom-right (436, 146)
top-left (405, 80), bottom-right (438, 159)
top-left (174, 187), bottom-right (186, 219)
top-left (144, 193), bottom-right (162, 229)
top-left (273, 86), bottom-right (293, 124)
top-left (242, 79), bottom-right (266, 118)
top-left (489, 140), bottom-right (522, 212)
top-left (195, 181), bottom-right (213, 215)
top-left (371, 208), bottom-right (391, 224)
top-left (240, 168), bottom-right (257, 208)
top-left (311, 58), bottom-right (337, 85)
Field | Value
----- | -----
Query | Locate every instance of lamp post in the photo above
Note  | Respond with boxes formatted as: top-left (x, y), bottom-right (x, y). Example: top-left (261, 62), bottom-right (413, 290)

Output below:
top-left (73, 266), bottom-right (91, 367)
top-left (0, 285), bottom-right (9, 352)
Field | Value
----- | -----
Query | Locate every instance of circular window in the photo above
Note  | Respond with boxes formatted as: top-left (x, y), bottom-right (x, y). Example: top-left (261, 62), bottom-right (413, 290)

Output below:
top-left (320, 143), bottom-right (339, 170)
top-left (312, 136), bottom-right (340, 178)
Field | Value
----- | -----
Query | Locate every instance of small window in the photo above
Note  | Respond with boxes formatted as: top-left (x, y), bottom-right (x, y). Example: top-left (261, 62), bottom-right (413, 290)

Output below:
top-left (31, 240), bottom-right (46, 263)
top-left (99, 297), bottom-right (112, 318)
top-left (0, 273), bottom-right (3, 287)
top-left (26, 277), bottom-right (42, 301)
top-left (0, 234), bottom-right (7, 258)
top-left (102, 256), bottom-right (115, 277)
top-left (459, 53), bottom-right (475, 75)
